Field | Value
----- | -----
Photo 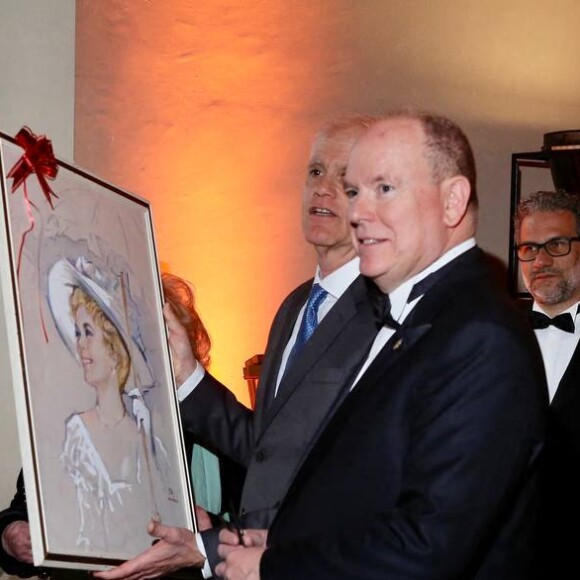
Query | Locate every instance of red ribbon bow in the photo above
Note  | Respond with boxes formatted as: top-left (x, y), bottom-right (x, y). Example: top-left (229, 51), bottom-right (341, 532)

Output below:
top-left (8, 126), bottom-right (58, 208)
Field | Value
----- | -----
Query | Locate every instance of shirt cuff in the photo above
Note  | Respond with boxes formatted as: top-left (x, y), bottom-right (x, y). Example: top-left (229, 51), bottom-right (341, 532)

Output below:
top-left (177, 361), bottom-right (205, 402)
top-left (196, 532), bottom-right (213, 578)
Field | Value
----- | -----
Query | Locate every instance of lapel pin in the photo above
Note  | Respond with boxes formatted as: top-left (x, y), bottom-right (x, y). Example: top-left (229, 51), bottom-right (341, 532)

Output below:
top-left (393, 338), bottom-right (403, 351)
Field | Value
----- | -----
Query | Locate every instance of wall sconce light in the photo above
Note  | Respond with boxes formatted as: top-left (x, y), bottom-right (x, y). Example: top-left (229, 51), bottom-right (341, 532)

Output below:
top-left (543, 130), bottom-right (580, 193)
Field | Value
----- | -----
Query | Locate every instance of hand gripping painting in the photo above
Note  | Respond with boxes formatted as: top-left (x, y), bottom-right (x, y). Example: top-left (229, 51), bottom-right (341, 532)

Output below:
top-left (0, 129), bottom-right (195, 569)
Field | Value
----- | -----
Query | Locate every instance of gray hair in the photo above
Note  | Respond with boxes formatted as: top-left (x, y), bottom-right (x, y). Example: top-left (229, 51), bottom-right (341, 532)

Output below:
top-left (515, 190), bottom-right (580, 236)
top-left (314, 114), bottom-right (378, 142)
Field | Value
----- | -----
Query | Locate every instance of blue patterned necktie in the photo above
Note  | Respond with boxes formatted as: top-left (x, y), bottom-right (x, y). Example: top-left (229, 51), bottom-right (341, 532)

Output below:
top-left (285, 283), bottom-right (328, 370)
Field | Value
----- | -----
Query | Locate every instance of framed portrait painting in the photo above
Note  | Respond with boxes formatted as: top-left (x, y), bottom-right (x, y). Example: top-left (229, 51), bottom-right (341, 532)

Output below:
top-left (0, 129), bottom-right (196, 569)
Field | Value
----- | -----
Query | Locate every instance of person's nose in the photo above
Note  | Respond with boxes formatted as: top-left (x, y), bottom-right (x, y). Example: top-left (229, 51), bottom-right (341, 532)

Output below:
top-left (348, 191), bottom-right (374, 227)
top-left (314, 174), bottom-right (339, 198)
top-left (532, 246), bottom-right (554, 269)
top-left (77, 335), bottom-right (87, 351)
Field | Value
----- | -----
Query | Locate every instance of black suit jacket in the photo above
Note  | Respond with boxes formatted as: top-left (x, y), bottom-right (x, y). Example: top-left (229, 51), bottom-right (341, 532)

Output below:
top-left (0, 470), bottom-right (36, 577)
top-left (179, 274), bottom-right (378, 565)
top-left (262, 248), bottom-right (547, 580)
top-left (535, 316), bottom-right (580, 578)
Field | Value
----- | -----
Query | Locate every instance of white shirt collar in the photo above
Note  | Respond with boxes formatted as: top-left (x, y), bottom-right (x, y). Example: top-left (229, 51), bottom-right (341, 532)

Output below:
top-left (533, 300), bottom-right (580, 320)
top-left (314, 257), bottom-right (360, 300)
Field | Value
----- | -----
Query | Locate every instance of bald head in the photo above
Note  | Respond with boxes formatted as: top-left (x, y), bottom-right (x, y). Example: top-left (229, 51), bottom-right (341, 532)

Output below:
top-left (345, 113), bottom-right (476, 292)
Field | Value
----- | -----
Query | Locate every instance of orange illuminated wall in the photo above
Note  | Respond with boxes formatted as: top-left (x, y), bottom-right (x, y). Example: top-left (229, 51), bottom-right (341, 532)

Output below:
top-left (74, 1), bottom-right (350, 404)
top-left (75, 0), bottom-right (580, 404)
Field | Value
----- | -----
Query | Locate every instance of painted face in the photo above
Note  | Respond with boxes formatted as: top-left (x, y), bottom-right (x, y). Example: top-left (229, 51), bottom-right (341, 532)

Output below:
top-left (301, 125), bottom-right (366, 253)
top-left (518, 210), bottom-right (580, 312)
top-left (74, 305), bottom-right (117, 388)
top-left (345, 118), bottom-right (449, 293)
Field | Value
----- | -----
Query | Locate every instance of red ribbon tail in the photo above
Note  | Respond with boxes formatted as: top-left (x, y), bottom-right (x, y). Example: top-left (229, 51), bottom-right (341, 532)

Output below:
top-left (35, 173), bottom-right (58, 209)
top-left (8, 159), bottom-right (31, 193)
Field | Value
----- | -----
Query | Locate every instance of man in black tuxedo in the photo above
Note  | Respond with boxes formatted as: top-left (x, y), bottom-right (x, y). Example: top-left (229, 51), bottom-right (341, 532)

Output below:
top-left (94, 116), bottom-right (380, 579)
top-left (216, 112), bottom-right (547, 580)
top-left (514, 189), bottom-right (580, 579)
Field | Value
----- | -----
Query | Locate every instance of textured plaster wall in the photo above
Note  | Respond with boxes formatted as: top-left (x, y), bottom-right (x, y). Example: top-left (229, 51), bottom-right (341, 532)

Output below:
top-left (75, 0), bottom-right (580, 404)
top-left (0, 0), bottom-right (75, 517)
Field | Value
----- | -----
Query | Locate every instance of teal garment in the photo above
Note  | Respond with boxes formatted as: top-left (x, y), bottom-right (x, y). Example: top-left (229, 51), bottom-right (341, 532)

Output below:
top-left (191, 443), bottom-right (222, 515)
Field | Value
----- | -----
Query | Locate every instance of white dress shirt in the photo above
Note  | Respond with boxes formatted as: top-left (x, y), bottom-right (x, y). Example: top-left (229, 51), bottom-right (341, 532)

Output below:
top-left (533, 301), bottom-right (580, 403)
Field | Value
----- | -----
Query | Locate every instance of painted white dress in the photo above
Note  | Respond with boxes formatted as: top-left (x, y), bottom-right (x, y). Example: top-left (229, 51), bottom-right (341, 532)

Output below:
top-left (61, 414), bottom-right (155, 555)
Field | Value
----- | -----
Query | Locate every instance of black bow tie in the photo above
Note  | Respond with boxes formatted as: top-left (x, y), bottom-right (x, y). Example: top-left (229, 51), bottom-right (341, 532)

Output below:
top-left (530, 311), bottom-right (575, 333)
top-left (372, 292), bottom-right (401, 330)
top-left (373, 270), bottom-right (441, 330)
top-left (366, 278), bottom-right (400, 330)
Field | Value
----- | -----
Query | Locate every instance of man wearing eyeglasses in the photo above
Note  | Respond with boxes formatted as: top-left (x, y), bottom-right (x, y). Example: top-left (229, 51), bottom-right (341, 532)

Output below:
top-left (514, 189), bottom-right (580, 579)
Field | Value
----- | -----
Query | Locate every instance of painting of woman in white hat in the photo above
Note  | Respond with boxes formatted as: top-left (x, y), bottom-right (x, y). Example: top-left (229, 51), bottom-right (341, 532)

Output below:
top-left (47, 256), bottom-right (170, 555)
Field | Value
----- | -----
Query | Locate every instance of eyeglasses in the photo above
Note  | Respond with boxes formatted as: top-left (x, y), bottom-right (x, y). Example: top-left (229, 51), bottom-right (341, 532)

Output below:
top-left (515, 236), bottom-right (580, 261)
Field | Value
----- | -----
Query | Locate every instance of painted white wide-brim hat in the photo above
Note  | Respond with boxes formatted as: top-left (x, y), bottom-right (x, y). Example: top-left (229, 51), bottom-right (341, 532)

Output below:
top-left (47, 256), bottom-right (154, 391)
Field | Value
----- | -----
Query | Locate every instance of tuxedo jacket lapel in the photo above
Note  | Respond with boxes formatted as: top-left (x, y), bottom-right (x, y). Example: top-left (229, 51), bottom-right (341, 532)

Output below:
top-left (346, 322), bottom-right (435, 409)
top-left (252, 281), bottom-right (311, 431)
top-left (268, 290), bottom-right (355, 408)
top-left (323, 248), bottom-right (489, 423)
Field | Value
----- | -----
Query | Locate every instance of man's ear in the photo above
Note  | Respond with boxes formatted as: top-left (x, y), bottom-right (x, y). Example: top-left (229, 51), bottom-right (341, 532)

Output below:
top-left (441, 176), bottom-right (471, 227)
